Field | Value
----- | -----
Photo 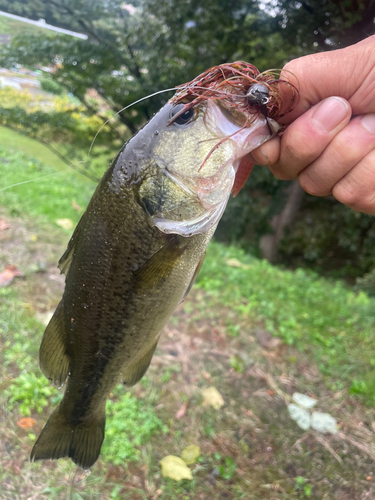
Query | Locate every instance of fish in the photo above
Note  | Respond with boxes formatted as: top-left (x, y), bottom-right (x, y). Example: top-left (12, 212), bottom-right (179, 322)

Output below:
top-left (30, 62), bottom-right (297, 469)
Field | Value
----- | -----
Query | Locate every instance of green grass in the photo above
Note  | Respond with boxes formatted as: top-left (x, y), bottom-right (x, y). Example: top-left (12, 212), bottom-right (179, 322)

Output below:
top-left (196, 243), bottom-right (375, 404)
top-left (0, 13), bottom-right (47, 36)
top-left (0, 126), bottom-right (68, 170)
top-left (103, 387), bottom-right (168, 464)
top-left (1, 145), bottom-right (95, 226)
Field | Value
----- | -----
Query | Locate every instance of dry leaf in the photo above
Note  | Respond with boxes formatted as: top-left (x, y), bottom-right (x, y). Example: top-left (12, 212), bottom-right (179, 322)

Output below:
top-left (17, 417), bottom-right (36, 429)
top-left (181, 445), bottom-right (200, 465)
top-left (256, 330), bottom-right (281, 350)
top-left (288, 403), bottom-right (311, 431)
top-left (56, 218), bottom-right (74, 230)
top-left (311, 411), bottom-right (338, 434)
top-left (292, 393), bottom-right (317, 409)
top-left (0, 265), bottom-right (23, 287)
top-left (72, 200), bottom-right (82, 212)
top-left (202, 387), bottom-right (224, 409)
top-left (226, 258), bottom-right (244, 268)
top-left (160, 455), bottom-right (193, 481)
top-left (175, 400), bottom-right (189, 419)
top-left (0, 219), bottom-right (10, 231)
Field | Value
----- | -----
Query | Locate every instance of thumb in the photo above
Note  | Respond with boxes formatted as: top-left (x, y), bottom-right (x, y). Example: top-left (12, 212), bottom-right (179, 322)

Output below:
top-left (280, 35), bottom-right (375, 123)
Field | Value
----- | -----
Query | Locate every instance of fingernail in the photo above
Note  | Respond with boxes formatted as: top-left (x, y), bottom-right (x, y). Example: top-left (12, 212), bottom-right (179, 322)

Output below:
top-left (311, 97), bottom-right (349, 132)
top-left (360, 113), bottom-right (375, 134)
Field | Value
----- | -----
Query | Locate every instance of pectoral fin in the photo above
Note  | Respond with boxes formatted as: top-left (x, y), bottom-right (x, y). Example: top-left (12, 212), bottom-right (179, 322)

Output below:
top-left (180, 251), bottom-right (206, 303)
top-left (39, 301), bottom-right (70, 386)
top-left (122, 342), bottom-right (158, 386)
top-left (134, 236), bottom-right (186, 289)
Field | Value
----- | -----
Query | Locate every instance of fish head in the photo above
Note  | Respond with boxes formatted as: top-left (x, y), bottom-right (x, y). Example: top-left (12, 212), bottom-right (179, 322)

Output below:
top-left (136, 62), bottom-right (298, 236)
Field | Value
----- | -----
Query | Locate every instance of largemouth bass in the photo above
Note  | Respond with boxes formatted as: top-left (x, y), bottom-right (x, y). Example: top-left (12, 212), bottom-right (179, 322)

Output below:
top-left (30, 62), bottom-right (297, 469)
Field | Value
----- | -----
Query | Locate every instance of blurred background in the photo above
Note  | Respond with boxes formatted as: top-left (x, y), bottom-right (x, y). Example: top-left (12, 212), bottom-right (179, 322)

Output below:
top-left (1, 1), bottom-right (375, 499)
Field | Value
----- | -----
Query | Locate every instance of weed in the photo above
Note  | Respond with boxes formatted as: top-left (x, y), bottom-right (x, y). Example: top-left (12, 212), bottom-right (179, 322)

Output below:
top-left (102, 386), bottom-right (168, 465)
top-left (294, 476), bottom-right (313, 497)
top-left (4, 372), bottom-right (60, 415)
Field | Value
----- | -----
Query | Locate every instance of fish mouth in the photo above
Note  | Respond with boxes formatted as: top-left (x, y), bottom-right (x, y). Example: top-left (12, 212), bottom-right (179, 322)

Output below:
top-left (204, 99), bottom-right (280, 163)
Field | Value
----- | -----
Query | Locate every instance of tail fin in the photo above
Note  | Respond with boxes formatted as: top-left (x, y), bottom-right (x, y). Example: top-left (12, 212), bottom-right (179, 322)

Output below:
top-left (30, 406), bottom-right (105, 469)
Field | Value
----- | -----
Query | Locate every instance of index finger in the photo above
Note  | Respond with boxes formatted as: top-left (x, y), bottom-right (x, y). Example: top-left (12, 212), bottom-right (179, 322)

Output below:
top-left (279, 36), bottom-right (375, 124)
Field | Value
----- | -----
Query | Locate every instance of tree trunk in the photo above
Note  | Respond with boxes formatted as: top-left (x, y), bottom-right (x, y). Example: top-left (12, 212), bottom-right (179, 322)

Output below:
top-left (259, 180), bottom-right (304, 262)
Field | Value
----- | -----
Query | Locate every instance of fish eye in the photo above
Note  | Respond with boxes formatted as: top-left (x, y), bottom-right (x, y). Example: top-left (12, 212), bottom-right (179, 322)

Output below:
top-left (170, 104), bottom-right (195, 125)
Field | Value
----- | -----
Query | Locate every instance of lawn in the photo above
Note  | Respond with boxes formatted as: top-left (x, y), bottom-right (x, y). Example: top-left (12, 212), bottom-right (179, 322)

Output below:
top-left (0, 14), bottom-right (46, 36)
top-left (1, 134), bottom-right (375, 499)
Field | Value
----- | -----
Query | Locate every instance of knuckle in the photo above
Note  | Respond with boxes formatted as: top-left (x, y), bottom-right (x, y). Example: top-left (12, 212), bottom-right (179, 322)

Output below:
top-left (298, 171), bottom-right (326, 196)
top-left (268, 164), bottom-right (295, 181)
top-left (332, 183), bottom-right (362, 209)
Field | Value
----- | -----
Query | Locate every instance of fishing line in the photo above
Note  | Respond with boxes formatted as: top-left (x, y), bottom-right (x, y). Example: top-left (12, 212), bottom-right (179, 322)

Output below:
top-left (1, 159), bottom-right (95, 191)
top-left (1, 172), bottom-right (63, 191)
top-left (88, 87), bottom-right (179, 155)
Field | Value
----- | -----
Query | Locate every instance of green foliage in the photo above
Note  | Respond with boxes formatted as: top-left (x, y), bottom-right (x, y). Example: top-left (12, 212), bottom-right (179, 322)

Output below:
top-left (4, 372), bottom-right (60, 415)
top-left (39, 76), bottom-right (65, 95)
top-left (277, 1), bottom-right (375, 52)
top-left (102, 386), bottom-right (167, 465)
top-left (218, 456), bottom-right (237, 480)
top-left (355, 269), bottom-right (375, 297)
top-left (294, 476), bottom-right (312, 498)
top-left (216, 165), bottom-right (290, 249)
top-left (0, 287), bottom-right (60, 416)
top-left (279, 196), bottom-right (375, 278)
top-left (228, 355), bottom-right (245, 373)
top-left (0, 87), bottom-right (118, 181)
top-left (197, 242), bottom-right (375, 404)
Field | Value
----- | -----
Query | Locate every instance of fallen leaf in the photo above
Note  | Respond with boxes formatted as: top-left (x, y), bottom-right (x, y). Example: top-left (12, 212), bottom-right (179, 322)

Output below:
top-left (181, 445), bottom-right (200, 465)
top-left (17, 417), bottom-right (36, 429)
top-left (160, 455), bottom-right (193, 481)
top-left (0, 219), bottom-right (10, 231)
top-left (30, 234), bottom-right (38, 242)
top-left (287, 403), bottom-right (311, 431)
top-left (175, 400), bottom-right (189, 419)
top-left (292, 392), bottom-right (318, 409)
top-left (226, 258), bottom-right (244, 268)
top-left (72, 200), bottom-right (82, 212)
top-left (229, 355), bottom-right (245, 373)
top-left (256, 330), bottom-right (281, 350)
top-left (311, 411), bottom-right (338, 434)
top-left (56, 218), bottom-right (74, 230)
top-left (0, 265), bottom-right (23, 287)
top-left (202, 387), bottom-right (224, 410)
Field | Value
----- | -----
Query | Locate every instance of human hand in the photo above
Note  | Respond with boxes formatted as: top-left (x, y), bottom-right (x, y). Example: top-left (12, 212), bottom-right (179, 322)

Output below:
top-left (251, 35), bottom-right (375, 214)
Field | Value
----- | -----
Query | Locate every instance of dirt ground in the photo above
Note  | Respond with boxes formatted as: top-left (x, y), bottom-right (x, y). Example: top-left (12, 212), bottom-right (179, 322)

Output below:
top-left (1, 209), bottom-right (375, 499)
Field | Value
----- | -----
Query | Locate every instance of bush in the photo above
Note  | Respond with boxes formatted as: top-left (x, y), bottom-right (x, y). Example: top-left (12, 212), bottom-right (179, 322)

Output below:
top-left (39, 77), bottom-right (65, 95)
